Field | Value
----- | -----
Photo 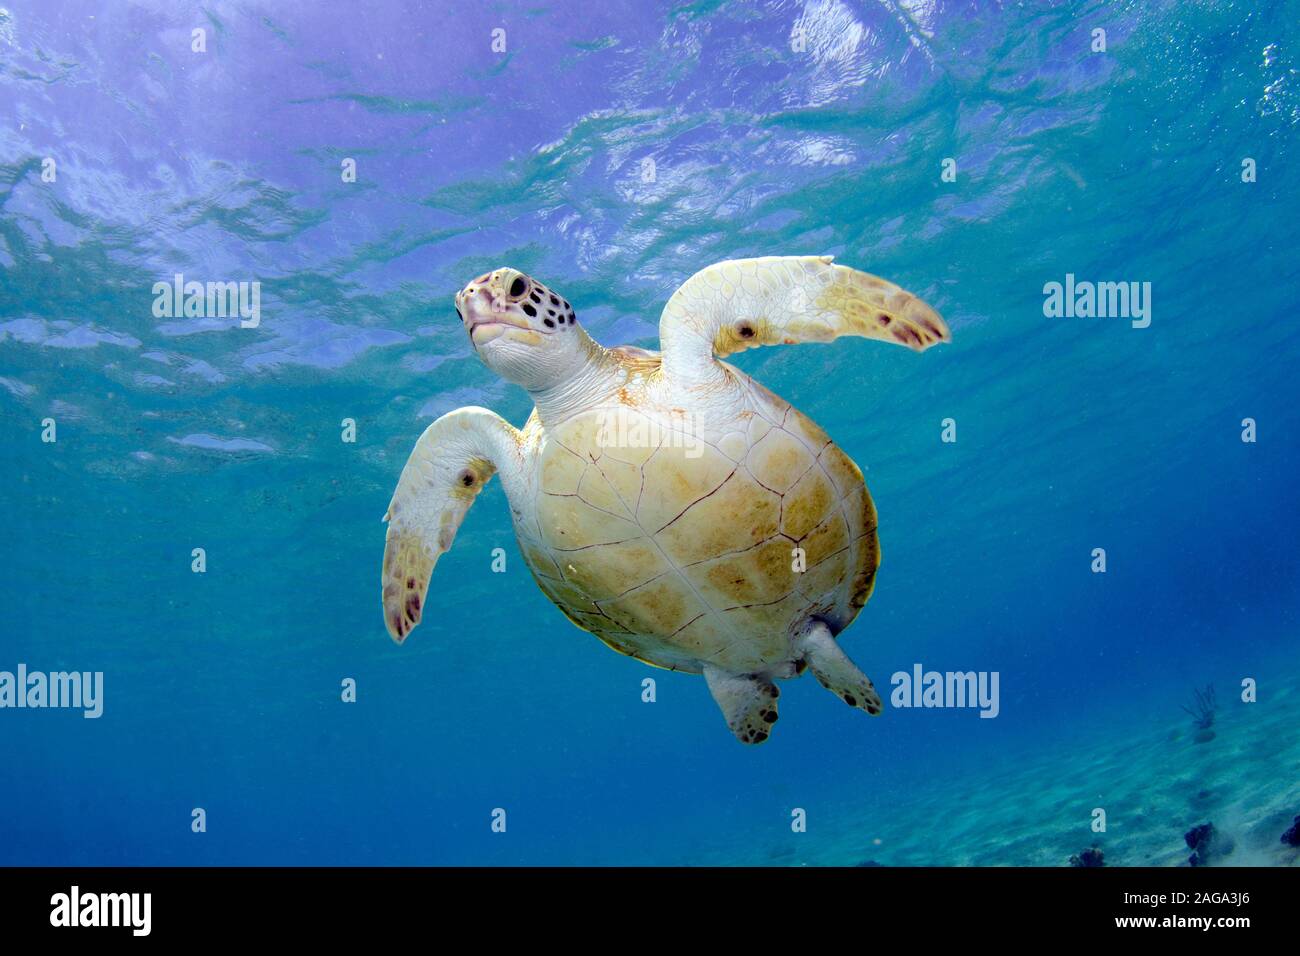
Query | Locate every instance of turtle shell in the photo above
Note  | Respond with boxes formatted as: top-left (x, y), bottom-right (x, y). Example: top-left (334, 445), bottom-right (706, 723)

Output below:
top-left (516, 372), bottom-right (878, 675)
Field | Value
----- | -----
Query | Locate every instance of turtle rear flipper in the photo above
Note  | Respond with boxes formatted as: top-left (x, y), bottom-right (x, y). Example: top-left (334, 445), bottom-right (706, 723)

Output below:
top-left (798, 620), bottom-right (883, 715)
top-left (704, 665), bottom-right (780, 745)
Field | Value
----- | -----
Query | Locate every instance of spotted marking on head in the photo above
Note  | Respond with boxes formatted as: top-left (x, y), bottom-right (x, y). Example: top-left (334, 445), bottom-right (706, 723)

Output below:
top-left (454, 267), bottom-right (580, 345)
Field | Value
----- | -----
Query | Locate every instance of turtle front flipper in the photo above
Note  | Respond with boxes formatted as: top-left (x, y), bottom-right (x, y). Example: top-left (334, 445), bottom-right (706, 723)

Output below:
top-left (703, 665), bottom-right (781, 745)
top-left (658, 255), bottom-right (949, 387)
top-left (382, 407), bottom-right (524, 643)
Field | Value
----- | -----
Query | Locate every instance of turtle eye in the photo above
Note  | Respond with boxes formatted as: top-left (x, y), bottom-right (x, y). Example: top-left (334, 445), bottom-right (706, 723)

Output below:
top-left (509, 276), bottom-right (528, 299)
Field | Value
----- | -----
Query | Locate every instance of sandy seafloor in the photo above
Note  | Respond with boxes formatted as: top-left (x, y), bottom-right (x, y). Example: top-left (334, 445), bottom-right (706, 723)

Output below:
top-left (666, 670), bottom-right (1300, 868)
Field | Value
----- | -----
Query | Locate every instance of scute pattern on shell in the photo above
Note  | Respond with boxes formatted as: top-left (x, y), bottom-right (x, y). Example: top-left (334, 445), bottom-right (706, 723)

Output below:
top-left (518, 365), bottom-right (878, 675)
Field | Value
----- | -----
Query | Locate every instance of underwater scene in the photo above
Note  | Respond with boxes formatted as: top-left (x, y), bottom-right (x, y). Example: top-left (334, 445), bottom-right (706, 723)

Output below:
top-left (1, 0), bottom-right (1298, 868)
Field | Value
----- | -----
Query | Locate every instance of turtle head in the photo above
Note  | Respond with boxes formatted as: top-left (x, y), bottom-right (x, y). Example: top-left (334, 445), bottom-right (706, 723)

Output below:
top-left (455, 268), bottom-right (584, 390)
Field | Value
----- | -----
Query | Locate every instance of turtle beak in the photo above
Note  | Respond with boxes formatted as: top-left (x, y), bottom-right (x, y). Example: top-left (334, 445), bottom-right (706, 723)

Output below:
top-left (456, 280), bottom-right (542, 351)
top-left (455, 270), bottom-right (545, 347)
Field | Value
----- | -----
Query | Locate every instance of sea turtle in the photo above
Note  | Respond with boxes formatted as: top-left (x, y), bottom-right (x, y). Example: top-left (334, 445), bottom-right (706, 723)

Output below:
top-left (381, 256), bottom-right (948, 743)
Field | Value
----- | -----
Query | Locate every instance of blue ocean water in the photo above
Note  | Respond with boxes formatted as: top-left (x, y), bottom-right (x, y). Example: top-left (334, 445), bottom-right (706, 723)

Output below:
top-left (1, 0), bottom-right (1297, 866)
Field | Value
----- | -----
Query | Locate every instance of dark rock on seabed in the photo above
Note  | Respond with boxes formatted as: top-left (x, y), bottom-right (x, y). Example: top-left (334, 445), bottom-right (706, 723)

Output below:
top-left (1068, 846), bottom-right (1105, 867)
top-left (1184, 821), bottom-right (1234, 866)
